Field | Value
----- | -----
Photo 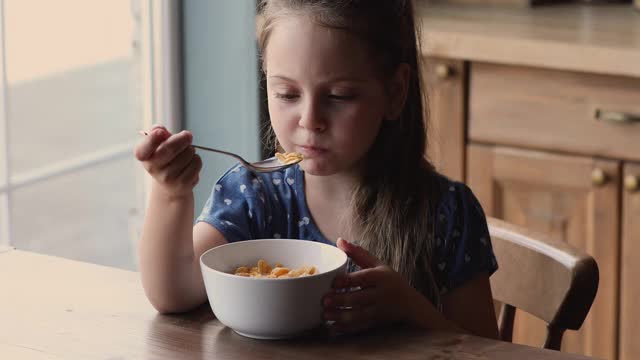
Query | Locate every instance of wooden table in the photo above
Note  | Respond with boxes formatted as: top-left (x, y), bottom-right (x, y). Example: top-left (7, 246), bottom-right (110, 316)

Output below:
top-left (0, 248), bottom-right (597, 359)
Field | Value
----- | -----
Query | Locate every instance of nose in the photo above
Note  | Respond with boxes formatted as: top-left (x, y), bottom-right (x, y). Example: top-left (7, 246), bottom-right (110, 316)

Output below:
top-left (298, 98), bottom-right (327, 132)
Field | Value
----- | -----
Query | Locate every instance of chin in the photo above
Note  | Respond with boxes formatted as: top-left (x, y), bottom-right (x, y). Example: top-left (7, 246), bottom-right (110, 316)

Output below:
top-left (299, 160), bottom-right (342, 176)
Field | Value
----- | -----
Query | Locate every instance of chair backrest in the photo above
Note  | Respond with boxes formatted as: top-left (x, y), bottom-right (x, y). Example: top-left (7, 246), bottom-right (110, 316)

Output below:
top-left (487, 217), bottom-right (599, 350)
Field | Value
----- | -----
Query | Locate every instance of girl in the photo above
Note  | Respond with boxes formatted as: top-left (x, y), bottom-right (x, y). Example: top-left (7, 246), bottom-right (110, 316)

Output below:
top-left (134, 0), bottom-right (499, 339)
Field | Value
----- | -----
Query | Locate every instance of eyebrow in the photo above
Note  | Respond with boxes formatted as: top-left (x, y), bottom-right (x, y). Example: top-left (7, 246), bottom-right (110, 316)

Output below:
top-left (268, 75), bottom-right (368, 84)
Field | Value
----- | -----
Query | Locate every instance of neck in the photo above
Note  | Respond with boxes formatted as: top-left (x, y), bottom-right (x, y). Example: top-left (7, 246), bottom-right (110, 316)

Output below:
top-left (304, 170), bottom-right (358, 205)
top-left (303, 169), bottom-right (360, 243)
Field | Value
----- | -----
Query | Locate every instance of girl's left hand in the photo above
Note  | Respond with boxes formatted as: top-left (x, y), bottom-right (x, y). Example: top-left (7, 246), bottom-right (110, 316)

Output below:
top-left (323, 238), bottom-right (422, 334)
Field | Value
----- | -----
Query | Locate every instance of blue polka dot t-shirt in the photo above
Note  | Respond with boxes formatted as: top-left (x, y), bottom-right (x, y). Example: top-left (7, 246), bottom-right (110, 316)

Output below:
top-left (196, 163), bottom-right (498, 295)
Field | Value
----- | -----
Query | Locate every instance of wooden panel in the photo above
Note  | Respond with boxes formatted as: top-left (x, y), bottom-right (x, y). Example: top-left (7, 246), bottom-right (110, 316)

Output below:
top-left (423, 56), bottom-right (466, 182)
top-left (417, 4), bottom-right (640, 78)
top-left (620, 162), bottom-right (640, 360)
top-left (467, 144), bottom-right (619, 360)
top-left (469, 63), bottom-right (640, 161)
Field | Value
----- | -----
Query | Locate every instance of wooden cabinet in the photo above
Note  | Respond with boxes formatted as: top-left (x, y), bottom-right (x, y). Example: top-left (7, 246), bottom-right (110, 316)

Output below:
top-left (424, 49), bottom-right (640, 359)
top-left (466, 144), bottom-right (619, 360)
top-left (620, 163), bottom-right (640, 360)
top-left (423, 57), bottom-right (466, 183)
top-left (468, 63), bottom-right (640, 161)
top-left (419, 5), bottom-right (640, 358)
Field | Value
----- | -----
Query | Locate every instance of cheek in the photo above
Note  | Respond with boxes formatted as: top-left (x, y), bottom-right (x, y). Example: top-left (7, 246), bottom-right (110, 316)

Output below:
top-left (334, 106), bottom-right (384, 142)
top-left (269, 116), bottom-right (287, 140)
top-left (268, 97), bottom-right (288, 121)
top-left (268, 103), bottom-right (297, 143)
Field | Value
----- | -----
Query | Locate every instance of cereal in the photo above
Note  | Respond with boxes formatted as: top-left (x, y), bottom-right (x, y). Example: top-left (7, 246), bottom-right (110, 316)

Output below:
top-left (233, 260), bottom-right (317, 278)
top-left (271, 267), bottom-right (290, 277)
top-left (257, 259), bottom-right (272, 274)
top-left (275, 152), bottom-right (304, 165)
top-left (235, 266), bottom-right (249, 274)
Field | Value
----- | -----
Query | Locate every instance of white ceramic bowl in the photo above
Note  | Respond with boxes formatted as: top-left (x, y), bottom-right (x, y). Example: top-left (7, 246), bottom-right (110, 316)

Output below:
top-left (200, 239), bottom-right (347, 339)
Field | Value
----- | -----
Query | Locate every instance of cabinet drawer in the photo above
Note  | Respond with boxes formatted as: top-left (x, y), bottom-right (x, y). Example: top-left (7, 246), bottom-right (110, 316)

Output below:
top-left (469, 63), bottom-right (640, 161)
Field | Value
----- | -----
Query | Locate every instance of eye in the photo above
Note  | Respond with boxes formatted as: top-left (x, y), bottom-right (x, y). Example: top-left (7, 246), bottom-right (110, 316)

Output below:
top-left (274, 93), bottom-right (299, 101)
top-left (328, 94), bottom-right (356, 101)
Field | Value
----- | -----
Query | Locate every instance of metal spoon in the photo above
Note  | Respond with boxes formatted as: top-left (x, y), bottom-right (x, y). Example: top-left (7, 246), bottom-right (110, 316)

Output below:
top-left (138, 131), bottom-right (301, 173)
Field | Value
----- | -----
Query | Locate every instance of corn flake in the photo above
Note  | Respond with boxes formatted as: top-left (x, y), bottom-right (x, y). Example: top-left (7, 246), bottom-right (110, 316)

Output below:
top-left (275, 152), bottom-right (304, 165)
top-left (233, 260), bottom-right (317, 278)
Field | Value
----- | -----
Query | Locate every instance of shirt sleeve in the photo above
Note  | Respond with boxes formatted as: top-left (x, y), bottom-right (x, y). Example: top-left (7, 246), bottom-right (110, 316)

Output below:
top-left (432, 181), bottom-right (498, 294)
top-left (195, 164), bottom-right (267, 243)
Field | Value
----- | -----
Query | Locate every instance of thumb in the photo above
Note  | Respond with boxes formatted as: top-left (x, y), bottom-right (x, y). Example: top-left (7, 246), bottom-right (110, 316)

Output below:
top-left (135, 128), bottom-right (172, 161)
top-left (336, 237), bottom-right (382, 269)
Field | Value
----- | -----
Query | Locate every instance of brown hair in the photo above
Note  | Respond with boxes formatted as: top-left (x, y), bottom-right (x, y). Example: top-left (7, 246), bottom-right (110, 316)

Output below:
top-left (257, 0), bottom-right (443, 308)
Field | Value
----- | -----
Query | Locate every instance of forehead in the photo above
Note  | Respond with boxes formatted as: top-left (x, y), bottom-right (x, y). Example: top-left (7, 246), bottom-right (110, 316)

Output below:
top-left (264, 16), bottom-right (379, 80)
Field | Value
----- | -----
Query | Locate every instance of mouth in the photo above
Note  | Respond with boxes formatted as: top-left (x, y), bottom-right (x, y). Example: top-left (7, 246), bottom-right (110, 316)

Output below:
top-left (297, 145), bottom-right (329, 157)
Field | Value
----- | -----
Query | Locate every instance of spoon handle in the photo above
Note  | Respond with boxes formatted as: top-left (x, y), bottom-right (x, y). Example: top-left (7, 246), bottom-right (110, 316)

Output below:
top-left (136, 131), bottom-right (302, 173)
top-left (138, 131), bottom-right (253, 168)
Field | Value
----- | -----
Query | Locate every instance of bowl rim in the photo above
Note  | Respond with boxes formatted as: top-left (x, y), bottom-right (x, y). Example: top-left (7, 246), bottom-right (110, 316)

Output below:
top-left (199, 238), bottom-right (348, 282)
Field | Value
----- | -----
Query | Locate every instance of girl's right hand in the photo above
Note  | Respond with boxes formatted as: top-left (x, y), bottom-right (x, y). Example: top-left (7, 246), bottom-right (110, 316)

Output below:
top-left (134, 125), bottom-right (203, 199)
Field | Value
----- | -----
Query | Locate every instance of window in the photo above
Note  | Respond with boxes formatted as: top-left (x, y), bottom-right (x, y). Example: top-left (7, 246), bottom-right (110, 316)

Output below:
top-left (0, 0), bottom-right (261, 269)
top-left (0, 0), bottom-right (151, 269)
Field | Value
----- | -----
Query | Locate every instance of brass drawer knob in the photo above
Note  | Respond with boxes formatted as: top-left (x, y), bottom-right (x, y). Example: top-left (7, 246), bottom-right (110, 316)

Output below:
top-left (625, 175), bottom-right (639, 192)
top-left (435, 64), bottom-right (452, 79)
top-left (592, 168), bottom-right (607, 186)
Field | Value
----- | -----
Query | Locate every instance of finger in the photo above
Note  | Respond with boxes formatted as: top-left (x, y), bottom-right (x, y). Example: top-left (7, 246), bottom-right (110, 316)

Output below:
top-left (324, 306), bottom-right (377, 331)
top-left (151, 130), bottom-right (193, 168)
top-left (176, 153), bottom-right (202, 186)
top-left (150, 124), bottom-right (168, 132)
top-left (324, 287), bottom-right (378, 309)
top-left (183, 154), bottom-right (203, 186)
top-left (337, 238), bottom-right (382, 269)
top-left (142, 124), bottom-right (169, 136)
top-left (134, 127), bottom-right (171, 161)
top-left (333, 268), bottom-right (381, 290)
top-left (144, 142), bottom-right (192, 179)
top-left (163, 146), bottom-right (197, 181)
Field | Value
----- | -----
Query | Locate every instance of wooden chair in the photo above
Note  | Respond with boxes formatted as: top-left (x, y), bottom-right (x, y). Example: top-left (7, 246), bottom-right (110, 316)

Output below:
top-left (487, 217), bottom-right (599, 351)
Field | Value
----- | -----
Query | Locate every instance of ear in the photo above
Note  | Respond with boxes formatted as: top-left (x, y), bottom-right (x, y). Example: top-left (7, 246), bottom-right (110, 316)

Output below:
top-left (385, 63), bottom-right (411, 121)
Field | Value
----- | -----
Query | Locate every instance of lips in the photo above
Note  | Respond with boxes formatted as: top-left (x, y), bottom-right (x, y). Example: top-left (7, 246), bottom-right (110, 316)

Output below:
top-left (297, 145), bottom-right (329, 157)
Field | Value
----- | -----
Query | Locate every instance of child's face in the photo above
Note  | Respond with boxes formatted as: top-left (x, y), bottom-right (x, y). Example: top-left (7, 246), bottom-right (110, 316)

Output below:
top-left (265, 16), bottom-right (390, 176)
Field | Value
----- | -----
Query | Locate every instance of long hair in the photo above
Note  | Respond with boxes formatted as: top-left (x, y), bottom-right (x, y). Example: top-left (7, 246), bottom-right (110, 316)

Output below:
top-left (257, 0), bottom-right (443, 308)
